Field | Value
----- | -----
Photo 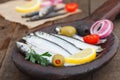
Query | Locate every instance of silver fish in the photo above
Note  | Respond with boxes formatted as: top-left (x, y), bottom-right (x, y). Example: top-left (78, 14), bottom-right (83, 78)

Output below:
top-left (39, 6), bottom-right (54, 17)
top-left (34, 31), bottom-right (81, 54)
top-left (17, 42), bottom-right (53, 54)
top-left (16, 42), bottom-right (54, 62)
top-left (16, 42), bottom-right (30, 53)
top-left (22, 11), bottom-right (39, 18)
top-left (53, 34), bottom-right (103, 52)
top-left (22, 35), bottom-right (71, 57)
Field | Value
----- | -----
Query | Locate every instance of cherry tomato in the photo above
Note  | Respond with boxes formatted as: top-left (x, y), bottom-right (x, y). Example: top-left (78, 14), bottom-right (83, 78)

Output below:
top-left (83, 34), bottom-right (100, 44)
top-left (65, 3), bottom-right (78, 12)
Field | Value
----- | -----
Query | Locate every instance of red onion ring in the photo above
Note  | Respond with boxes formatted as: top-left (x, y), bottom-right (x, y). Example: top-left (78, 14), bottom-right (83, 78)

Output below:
top-left (90, 19), bottom-right (114, 38)
top-left (50, 0), bottom-right (63, 5)
top-left (41, 1), bottom-right (53, 7)
top-left (41, 0), bottom-right (63, 7)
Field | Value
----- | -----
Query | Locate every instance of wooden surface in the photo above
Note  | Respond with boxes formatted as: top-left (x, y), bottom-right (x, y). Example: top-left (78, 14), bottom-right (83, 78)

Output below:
top-left (0, 0), bottom-right (120, 80)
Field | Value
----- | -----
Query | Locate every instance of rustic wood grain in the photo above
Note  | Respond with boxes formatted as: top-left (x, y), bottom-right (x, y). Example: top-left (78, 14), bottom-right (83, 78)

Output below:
top-left (0, 24), bottom-right (30, 80)
top-left (0, 0), bottom-right (11, 3)
top-left (0, 16), bottom-right (16, 67)
top-left (88, 0), bottom-right (120, 21)
top-left (90, 0), bottom-right (107, 13)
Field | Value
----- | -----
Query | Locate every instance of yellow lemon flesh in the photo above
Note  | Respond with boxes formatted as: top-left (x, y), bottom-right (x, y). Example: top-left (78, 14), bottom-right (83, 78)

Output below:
top-left (65, 48), bottom-right (96, 65)
top-left (16, 0), bottom-right (41, 13)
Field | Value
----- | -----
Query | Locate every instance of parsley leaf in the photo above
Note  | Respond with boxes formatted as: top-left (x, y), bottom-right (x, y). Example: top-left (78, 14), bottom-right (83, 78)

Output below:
top-left (41, 52), bottom-right (52, 57)
top-left (25, 48), bottom-right (52, 66)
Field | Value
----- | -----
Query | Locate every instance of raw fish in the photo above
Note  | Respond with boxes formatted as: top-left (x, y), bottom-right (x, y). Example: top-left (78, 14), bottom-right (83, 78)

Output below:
top-left (16, 42), bottom-right (54, 62)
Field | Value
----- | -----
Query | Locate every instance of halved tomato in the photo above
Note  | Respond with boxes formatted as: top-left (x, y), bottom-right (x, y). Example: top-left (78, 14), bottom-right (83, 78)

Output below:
top-left (65, 3), bottom-right (78, 12)
top-left (83, 34), bottom-right (100, 44)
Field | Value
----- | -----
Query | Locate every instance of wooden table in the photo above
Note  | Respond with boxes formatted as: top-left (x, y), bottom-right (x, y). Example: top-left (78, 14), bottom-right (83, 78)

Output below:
top-left (0, 0), bottom-right (120, 80)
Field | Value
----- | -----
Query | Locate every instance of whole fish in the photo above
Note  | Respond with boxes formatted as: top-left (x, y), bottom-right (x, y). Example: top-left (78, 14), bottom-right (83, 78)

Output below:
top-left (52, 34), bottom-right (103, 52)
top-left (21, 11), bottom-right (39, 18)
top-left (34, 31), bottom-right (81, 54)
top-left (16, 42), bottom-right (52, 54)
top-left (39, 6), bottom-right (54, 17)
top-left (26, 12), bottom-right (66, 22)
top-left (22, 6), bottom-right (54, 18)
top-left (16, 42), bottom-right (54, 62)
top-left (22, 35), bottom-right (71, 57)
top-left (16, 42), bottom-right (30, 53)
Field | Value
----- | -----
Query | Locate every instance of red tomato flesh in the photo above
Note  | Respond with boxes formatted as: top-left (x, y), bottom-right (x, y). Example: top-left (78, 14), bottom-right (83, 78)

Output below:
top-left (65, 3), bottom-right (78, 12)
top-left (83, 34), bottom-right (100, 44)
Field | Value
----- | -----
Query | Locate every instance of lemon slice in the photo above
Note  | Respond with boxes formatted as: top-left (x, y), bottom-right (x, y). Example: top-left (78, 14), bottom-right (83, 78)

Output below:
top-left (16, 0), bottom-right (42, 13)
top-left (65, 48), bottom-right (96, 65)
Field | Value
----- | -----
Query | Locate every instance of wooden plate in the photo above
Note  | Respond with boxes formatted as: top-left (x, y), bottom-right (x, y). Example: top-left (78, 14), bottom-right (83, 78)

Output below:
top-left (11, 21), bottom-right (119, 80)
top-left (11, 0), bottom-right (120, 79)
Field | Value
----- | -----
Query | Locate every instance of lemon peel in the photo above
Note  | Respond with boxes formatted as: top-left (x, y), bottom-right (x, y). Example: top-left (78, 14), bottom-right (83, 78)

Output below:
top-left (65, 48), bottom-right (96, 65)
top-left (16, 0), bottom-right (42, 13)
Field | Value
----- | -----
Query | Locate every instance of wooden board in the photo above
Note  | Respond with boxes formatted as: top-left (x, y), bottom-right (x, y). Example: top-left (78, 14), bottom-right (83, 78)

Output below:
top-left (90, 0), bottom-right (107, 13)
top-left (0, 17), bottom-right (16, 67)
top-left (54, 0), bottom-right (89, 23)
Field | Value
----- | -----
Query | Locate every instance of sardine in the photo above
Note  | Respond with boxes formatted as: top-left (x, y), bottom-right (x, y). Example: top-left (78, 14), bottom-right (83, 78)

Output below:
top-left (16, 42), bottom-right (53, 55)
top-left (39, 6), bottom-right (54, 17)
top-left (26, 12), bottom-right (66, 22)
top-left (21, 11), bottom-right (39, 18)
top-left (34, 32), bottom-right (81, 54)
top-left (16, 42), bottom-right (30, 53)
top-left (52, 34), bottom-right (103, 52)
top-left (22, 35), bottom-right (71, 57)
top-left (16, 42), bottom-right (54, 62)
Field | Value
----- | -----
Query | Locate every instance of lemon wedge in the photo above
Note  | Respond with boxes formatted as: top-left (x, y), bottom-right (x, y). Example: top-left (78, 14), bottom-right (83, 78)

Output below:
top-left (16, 0), bottom-right (42, 13)
top-left (65, 48), bottom-right (96, 65)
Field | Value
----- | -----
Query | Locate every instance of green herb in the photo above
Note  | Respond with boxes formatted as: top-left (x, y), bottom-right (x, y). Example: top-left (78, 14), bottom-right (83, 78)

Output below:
top-left (25, 48), bottom-right (52, 66)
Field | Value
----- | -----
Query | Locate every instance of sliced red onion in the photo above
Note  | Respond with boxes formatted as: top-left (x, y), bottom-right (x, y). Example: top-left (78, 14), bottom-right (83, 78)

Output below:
top-left (41, 0), bottom-right (63, 7)
top-left (50, 0), bottom-right (63, 5)
top-left (41, 1), bottom-right (53, 7)
top-left (90, 19), bottom-right (114, 38)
